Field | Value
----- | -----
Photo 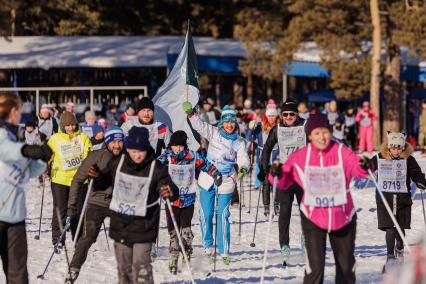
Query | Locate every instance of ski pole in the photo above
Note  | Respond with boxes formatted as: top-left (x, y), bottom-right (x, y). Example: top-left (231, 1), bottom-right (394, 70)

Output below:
top-left (368, 169), bottom-right (411, 253)
top-left (37, 217), bottom-right (71, 279)
top-left (250, 180), bottom-right (263, 247)
top-left (56, 208), bottom-right (72, 281)
top-left (35, 174), bottom-right (46, 240)
top-left (260, 175), bottom-right (278, 284)
top-left (165, 198), bottom-right (195, 284)
top-left (248, 165), bottom-right (253, 214)
top-left (102, 221), bottom-right (110, 251)
top-left (238, 178), bottom-right (243, 240)
top-left (74, 179), bottom-right (94, 245)
top-left (418, 182), bottom-right (426, 226)
top-left (213, 185), bottom-right (219, 272)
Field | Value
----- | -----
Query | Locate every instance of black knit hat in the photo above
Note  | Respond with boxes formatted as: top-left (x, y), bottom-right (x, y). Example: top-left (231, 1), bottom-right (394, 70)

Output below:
top-left (136, 97), bottom-right (155, 113)
top-left (124, 127), bottom-right (151, 151)
top-left (281, 99), bottom-right (298, 113)
top-left (169, 130), bottom-right (188, 148)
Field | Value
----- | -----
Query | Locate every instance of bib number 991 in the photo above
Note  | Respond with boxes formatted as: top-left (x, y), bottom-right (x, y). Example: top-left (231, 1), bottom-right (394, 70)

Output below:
top-left (315, 197), bottom-right (335, 207)
top-left (119, 203), bottom-right (136, 216)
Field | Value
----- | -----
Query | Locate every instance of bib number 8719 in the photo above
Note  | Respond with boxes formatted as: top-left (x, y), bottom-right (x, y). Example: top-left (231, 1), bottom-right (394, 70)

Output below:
top-left (119, 203), bottom-right (136, 216)
top-left (315, 197), bottom-right (335, 207)
top-left (382, 181), bottom-right (401, 191)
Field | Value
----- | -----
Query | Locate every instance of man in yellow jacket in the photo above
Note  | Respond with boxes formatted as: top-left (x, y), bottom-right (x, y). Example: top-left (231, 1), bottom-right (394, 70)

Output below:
top-left (48, 111), bottom-right (92, 249)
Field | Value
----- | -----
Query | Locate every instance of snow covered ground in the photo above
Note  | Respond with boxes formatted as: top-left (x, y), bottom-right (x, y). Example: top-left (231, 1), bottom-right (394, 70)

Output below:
top-left (2, 153), bottom-right (426, 283)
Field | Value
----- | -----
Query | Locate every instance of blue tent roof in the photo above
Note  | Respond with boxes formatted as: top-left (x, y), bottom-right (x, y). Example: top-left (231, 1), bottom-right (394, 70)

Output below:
top-left (409, 88), bottom-right (426, 99)
top-left (307, 90), bottom-right (335, 103)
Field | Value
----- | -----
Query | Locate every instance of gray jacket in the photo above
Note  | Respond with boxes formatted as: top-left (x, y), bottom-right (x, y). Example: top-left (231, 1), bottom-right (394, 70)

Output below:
top-left (68, 145), bottom-right (117, 209)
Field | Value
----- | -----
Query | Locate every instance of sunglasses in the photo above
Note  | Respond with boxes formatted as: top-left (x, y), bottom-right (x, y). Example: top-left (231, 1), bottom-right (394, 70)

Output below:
top-left (282, 112), bottom-right (297, 117)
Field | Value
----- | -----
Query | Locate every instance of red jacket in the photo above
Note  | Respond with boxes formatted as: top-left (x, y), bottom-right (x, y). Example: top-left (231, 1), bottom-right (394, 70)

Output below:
top-left (269, 141), bottom-right (368, 231)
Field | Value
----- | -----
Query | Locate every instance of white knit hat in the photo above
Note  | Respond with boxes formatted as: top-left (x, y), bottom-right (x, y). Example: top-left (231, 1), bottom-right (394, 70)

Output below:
top-left (386, 131), bottom-right (406, 149)
top-left (265, 100), bottom-right (279, 116)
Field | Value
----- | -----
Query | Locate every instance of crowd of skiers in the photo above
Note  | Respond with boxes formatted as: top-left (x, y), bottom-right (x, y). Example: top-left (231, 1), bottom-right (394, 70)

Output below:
top-left (1, 90), bottom-right (426, 284)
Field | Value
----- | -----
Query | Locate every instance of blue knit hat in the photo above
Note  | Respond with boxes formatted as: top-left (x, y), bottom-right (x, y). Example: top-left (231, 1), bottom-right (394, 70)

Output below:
top-left (124, 127), bottom-right (151, 151)
top-left (105, 126), bottom-right (124, 145)
top-left (220, 106), bottom-right (237, 123)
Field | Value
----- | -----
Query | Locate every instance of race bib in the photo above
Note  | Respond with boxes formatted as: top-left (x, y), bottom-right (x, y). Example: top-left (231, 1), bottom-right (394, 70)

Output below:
top-left (304, 165), bottom-right (347, 207)
top-left (277, 126), bottom-right (306, 163)
top-left (81, 126), bottom-right (94, 138)
top-left (378, 159), bottom-right (407, 193)
top-left (360, 113), bottom-right (372, 127)
top-left (59, 139), bottom-right (82, 170)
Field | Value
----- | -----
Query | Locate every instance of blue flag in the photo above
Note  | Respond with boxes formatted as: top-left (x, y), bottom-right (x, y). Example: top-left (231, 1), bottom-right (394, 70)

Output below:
top-left (153, 21), bottom-right (200, 150)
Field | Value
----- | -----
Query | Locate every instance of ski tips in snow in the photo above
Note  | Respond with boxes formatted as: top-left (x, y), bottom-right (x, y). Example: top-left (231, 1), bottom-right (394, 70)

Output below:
top-left (34, 235), bottom-right (40, 240)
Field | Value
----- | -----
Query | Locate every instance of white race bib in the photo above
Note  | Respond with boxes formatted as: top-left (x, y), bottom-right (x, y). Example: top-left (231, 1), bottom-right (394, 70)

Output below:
top-left (169, 161), bottom-right (196, 195)
top-left (110, 155), bottom-right (156, 217)
top-left (377, 158), bottom-right (408, 193)
top-left (278, 125), bottom-right (306, 163)
top-left (81, 126), bottom-right (94, 138)
top-left (360, 113), bottom-right (372, 127)
top-left (303, 144), bottom-right (347, 207)
top-left (58, 138), bottom-right (83, 170)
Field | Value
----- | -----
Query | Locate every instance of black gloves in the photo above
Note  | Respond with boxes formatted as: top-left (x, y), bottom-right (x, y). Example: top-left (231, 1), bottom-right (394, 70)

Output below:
top-left (270, 161), bottom-right (282, 177)
top-left (67, 207), bottom-right (77, 219)
top-left (21, 143), bottom-right (52, 162)
top-left (359, 156), bottom-right (372, 171)
top-left (213, 172), bottom-right (223, 186)
top-left (417, 182), bottom-right (426, 191)
top-left (257, 170), bottom-right (266, 182)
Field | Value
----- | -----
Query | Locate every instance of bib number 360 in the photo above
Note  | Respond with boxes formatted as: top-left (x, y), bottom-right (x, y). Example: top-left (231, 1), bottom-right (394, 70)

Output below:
top-left (118, 203), bottom-right (136, 216)
top-left (65, 157), bottom-right (81, 168)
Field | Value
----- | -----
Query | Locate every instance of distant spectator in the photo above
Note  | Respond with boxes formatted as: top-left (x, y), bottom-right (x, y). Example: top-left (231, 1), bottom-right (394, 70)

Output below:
top-left (332, 118), bottom-right (346, 145)
top-left (243, 99), bottom-right (253, 115)
top-left (418, 100), bottom-right (426, 152)
top-left (297, 101), bottom-right (310, 120)
top-left (327, 100), bottom-right (340, 125)
top-left (117, 103), bottom-right (136, 127)
top-left (105, 105), bottom-right (119, 128)
top-left (356, 100), bottom-right (377, 154)
top-left (38, 104), bottom-right (58, 140)
top-left (344, 104), bottom-right (357, 150)
top-left (65, 102), bottom-right (75, 113)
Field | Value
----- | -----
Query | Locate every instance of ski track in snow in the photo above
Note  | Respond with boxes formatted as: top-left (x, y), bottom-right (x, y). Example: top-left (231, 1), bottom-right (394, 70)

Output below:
top-left (2, 153), bottom-right (426, 283)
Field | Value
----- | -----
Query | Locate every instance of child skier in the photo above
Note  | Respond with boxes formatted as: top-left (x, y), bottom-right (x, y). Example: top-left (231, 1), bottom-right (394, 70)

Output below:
top-left (270, 113), bottom-right (370, 284)
top-left (183, 103), bottom-right (250, 265)
top-left (158, 130), bottom-right (222, 274)
top-left (369, 131), bottom-right (426, 271)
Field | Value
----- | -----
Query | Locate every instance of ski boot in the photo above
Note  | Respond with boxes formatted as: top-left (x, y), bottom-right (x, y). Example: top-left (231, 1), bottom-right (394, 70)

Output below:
top-left (182, 250), bottom-right (192, 263)
top-left (274, 202), bottom-right (280, 216)
top-left (222, 255), bottom-right (231, 266)
top-left (169, 254), bottom-right (179, 275)
top-left (382, 254), bottom-right (397, 274)
top-left (395, 248), bottom-right (404, 262)
top-left (65, 268), bottom-right (80, 284)
top-left (281, 245), bottom-right (290, 267)
top-left (204, 247), bottom-right (214, 264)
top-left (264, 205), bottom-right (270, 217)
top-left (150, 244), bottom-right (158, 261)
top-left (55, 243), bottom-right (63, 254)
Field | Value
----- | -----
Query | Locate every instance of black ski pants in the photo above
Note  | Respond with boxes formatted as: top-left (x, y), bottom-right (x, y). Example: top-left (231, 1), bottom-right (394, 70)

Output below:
top-left (278, 184), bottom-right (303, 248)
top-left (51, 182), bottom-right (87, 245)
top-left (302, 214), bottom-right (357, 284)
top-left (0, 221), bottom-right (28, 284)
top-left (70, 204), bottom-right (110, 269)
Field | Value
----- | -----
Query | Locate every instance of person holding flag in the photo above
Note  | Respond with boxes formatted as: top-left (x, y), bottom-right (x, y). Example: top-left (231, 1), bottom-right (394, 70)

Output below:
top-left (269, 113), bottom-right (370, 283)
top-left (183, 102), bottom-right (249, 265)
top-left (158, 130), bottom-right (221, 274)
top-left (368, 131), bottom-right (426, 271)
top-left (258, 99), bottom-right (306, 263)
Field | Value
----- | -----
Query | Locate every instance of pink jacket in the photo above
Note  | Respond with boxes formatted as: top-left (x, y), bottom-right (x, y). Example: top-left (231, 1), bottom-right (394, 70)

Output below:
top-left (355, 109), bottom-right (377, 128)
top-left (268, 141), bottom-right (368, 232)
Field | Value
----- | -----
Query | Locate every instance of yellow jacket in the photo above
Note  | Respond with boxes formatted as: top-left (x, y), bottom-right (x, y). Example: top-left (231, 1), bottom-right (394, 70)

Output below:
top-left (48, 129), bottom-right (92, 186)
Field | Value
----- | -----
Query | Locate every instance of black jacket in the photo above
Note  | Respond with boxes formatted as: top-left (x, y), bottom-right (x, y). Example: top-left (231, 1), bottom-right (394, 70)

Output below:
top-left (260, 118), bottom-right (306, 172)
top-left (96, 148), bottom-right (178, 245)
top-left (371, 143), bottom-right (426, 230)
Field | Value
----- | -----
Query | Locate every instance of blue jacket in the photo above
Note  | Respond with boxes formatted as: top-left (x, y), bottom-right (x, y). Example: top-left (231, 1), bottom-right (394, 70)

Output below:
top-left (0, 121), bottom-right (46, 224)
top-left (246, 122), bottom-right (279, 167)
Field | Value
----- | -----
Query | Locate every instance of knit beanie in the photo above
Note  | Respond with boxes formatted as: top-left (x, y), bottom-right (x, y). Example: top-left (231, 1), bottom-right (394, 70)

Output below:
top-left (105, 126), bottom-right (124, 145)
top-left (60, 111), bottom-right (77, 128)
top-left (169, 130), bottom-right (188, 147)
top-left (136, 97), bottom-right (155, 113)
top-left (386, 131), bottom-right (406, 149)
top-left (281, 99), bottom-right (298, 113)
top-left (220, 106), bottom-right (237, 123)
top-left (124, 127), bottom-right (151, 151)
top-left (265, 100), bottom-right (279, 116)
top-left (305, 113), bottom-right (331, 136)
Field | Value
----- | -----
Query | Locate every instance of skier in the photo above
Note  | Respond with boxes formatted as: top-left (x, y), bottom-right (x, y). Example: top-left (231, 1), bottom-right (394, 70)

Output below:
top-left (356, 100), bottom-right (377, 155)
top-left (158, 130), bottom-right (222, 274)
top-left (258, 99), bottom-right (305, 263)
top-left (47, 111), bottom-right (92, 249)
top-left (0, 92), bottom-right (51, 283)
top-left (369, 131), bottom-right (426, 271)
top-left (269, 113), bottom-right (371, 284)
top-left (246, 100), bottom-right (280, 216)
top-left (24, 119), bottom-right (43, 145)
top-left (65, 126), bottom-right (125, 282)
top-left (81, 110), bottom-right (105, 150)
top-left (117, 103), bottom-right (136, 127)
top-left (183, 102), bottom-right (250, 265)
top-left (332, 118), bottom-right (347, 145)
top-left (344, 105), bottom-right (357, 150)
top-left (37, 104), bottom-right (58, 140)
top-left (92, 126), bottom-right (178, 283)
top-left (121, 97), bottom-right (171, 157)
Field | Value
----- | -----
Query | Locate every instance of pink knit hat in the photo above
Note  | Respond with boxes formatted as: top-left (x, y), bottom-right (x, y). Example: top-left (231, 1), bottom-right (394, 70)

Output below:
top-left (265, 100), bottom-right (279, 116)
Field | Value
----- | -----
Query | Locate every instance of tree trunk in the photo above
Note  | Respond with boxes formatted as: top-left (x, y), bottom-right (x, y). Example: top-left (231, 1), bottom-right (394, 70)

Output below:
top-left (370, 0), bottom-right (381, 149)
top-left (266, 80), bottom-right (273, 98)
top-left (383, 44), bottom-right (402, 135)
top-left (247, 74), bottom-right (253, 102)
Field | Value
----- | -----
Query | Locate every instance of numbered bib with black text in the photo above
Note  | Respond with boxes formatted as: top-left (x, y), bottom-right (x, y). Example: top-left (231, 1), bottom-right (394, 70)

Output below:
top-left (169, 161), bottom-right (196, 207)
top-left (277, 126), bottom-right (306, 163)
top-left (59, 139), bottom-right (83, 170)
top-left (377, 159), bottom-right (407, 193)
